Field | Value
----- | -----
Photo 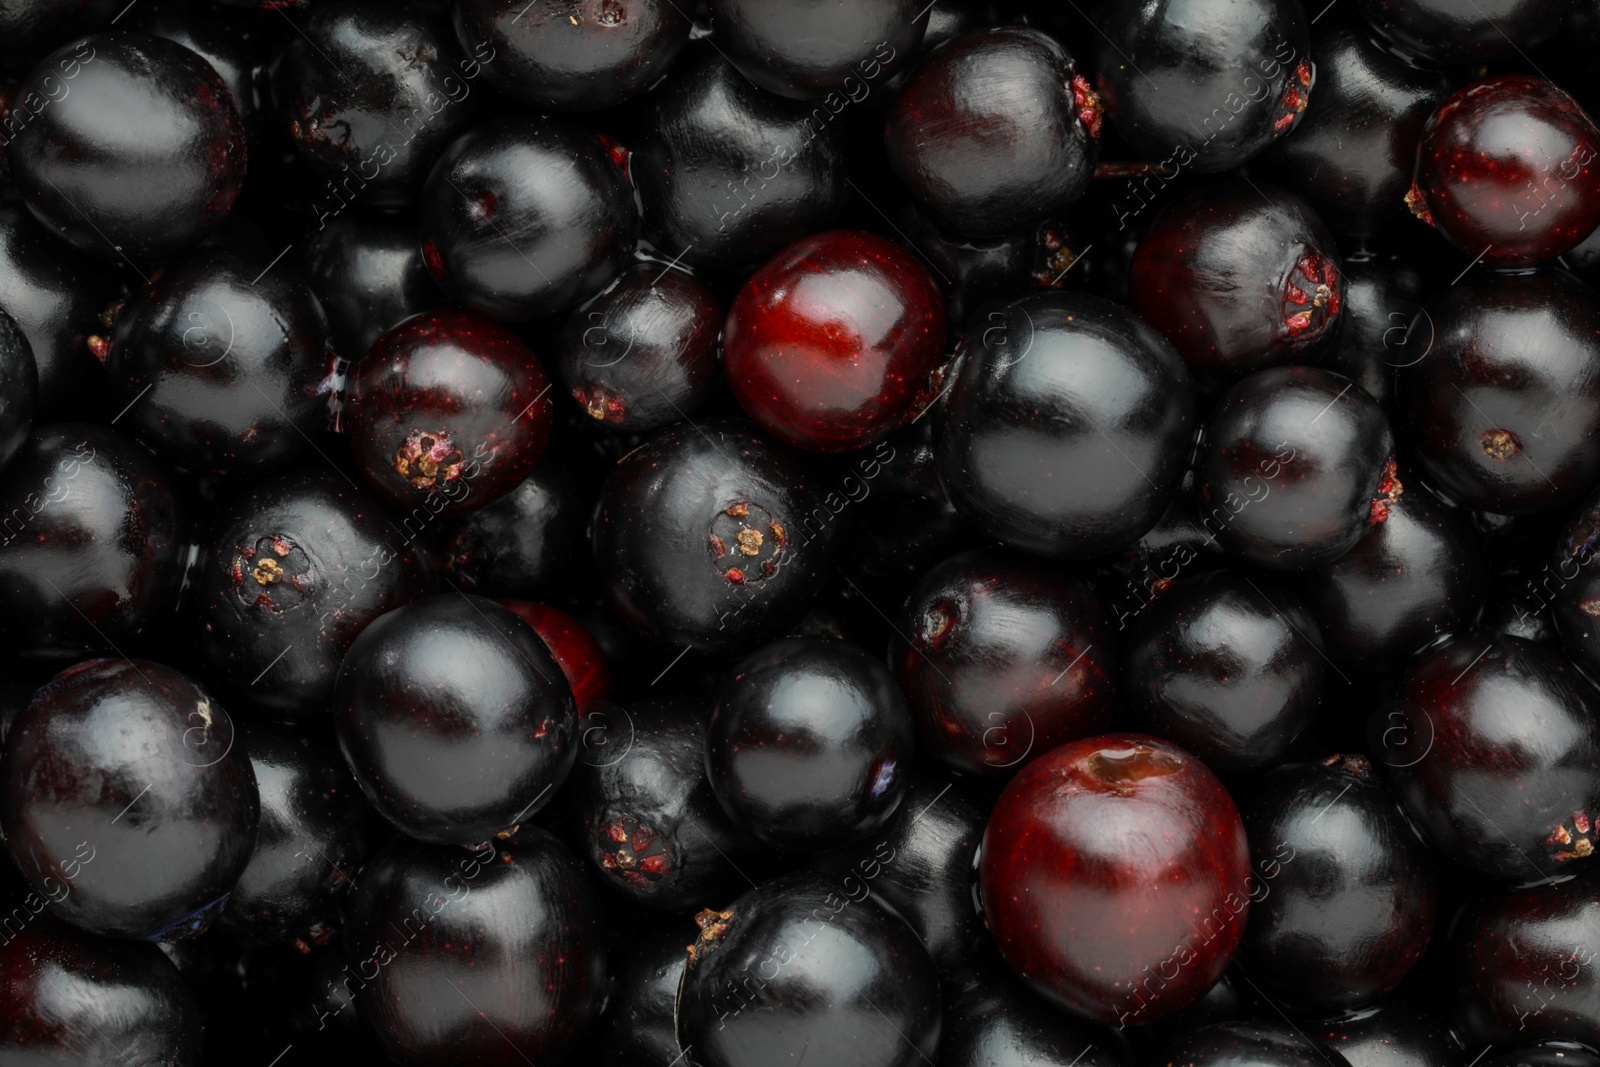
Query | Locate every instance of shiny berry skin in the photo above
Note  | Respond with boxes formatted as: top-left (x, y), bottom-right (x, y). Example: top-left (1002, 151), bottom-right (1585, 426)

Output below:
top-left (1359, 0), bottom-right (1564, 65)
top-left (1553, 488), bottom-right (1600, 673)
top-left (274, 0), bottom-right (479, 210)
top-left (555, 261), bottom-right (722, 435)
top-left (192, 466), bottom-right (438, 720)
top-left (1123, 571), bottom-right (1322, 774)
top-left (1317, 252), bottom-right (1425, 412)
top-left (979, 733), bottom-right (1250, 1026)
top-left (333, 593), bottom-right (577, 846)
top-left (1298, 475), bottom-right (1485, 670)
top-left (939, 953), bottom-right (1131, 1067)
top-left (130, 0), bottom-right (272, 145)
top-left (1198, 367), bottom-right (1394, 570)
top-left (0, 915), bottom-right (202, 1062)
top-left (1400, 269), bottom-right (1600, 514)
top-left (1407, 76), bottom-right (1600, 266)
top-left (1238, 755), bottom-right (1438, 1011)
top-left (1453, 872), bottom-right (1600, 1046)
top-left (0, 0), bottom-right (118, 67)
top-left (676, 872), bottom-right (942, 1067)
top-left (709, 0), bottom-right (924, 100)
top-left (1162, 1022), bottom-right (1354, 1067)
top-left (1263, 27), bottom-right (1450, 240)
top-left (564, 696), bottom-right (758, 910)
top-left (707, 635), bottom-right (914, 851)
top-left (891, 546), bottom-right (1116, 778)
top-left (581, 920), bottom-right (692, 1063)
top-left (591, 419), bottom-right (840, 653)
top-left (1481, 1051), bottom-right (1600, 1067)
top-left (0, 202), bottom-right (120, 412)
top-left (344, 309), bottom-right (554, 517)
top-left (1129, 180), bottom-right (1344, 384)
top-left (6, 32), bottom-right (246, 263)
top-left (103, 245), bottom-right (332, 475)
top-left (935, 290), bottom-right (1196, 559)
top-left (217, 724), bottom-right (376, 950)
top-left (418, 117), bottom-right (637, 322)
top-left (497, 599), bottom-right (610, 712)
top-left (810, 774), bottom-right (989, 970)
top-left (453, 0), bottom-right (690, 111)
top-left (1095, 0), bottom-right (1311, 173)
top-left (0, 424), bottom-right (187, 667)
top-left (434, 456), bottom-right (593, 600)
top-left (1317, 1004), bottom-right (1464, 1067)
top-left (0, 659), bottom-right (260, 941)
top-left (0, 310), bottom-right (35, 473)
top-left (631, 50), bottom-right (849, 271)
top-left (301, 213), bottom-right (440, 361)
top-left (343, 831), bottom-right (603, 1067)
top-left (1385, 634), bottom-right (1600, 882)
top-left (724, 230), bottom-right (946, 452)
top-left (885, 27), bottom-right (1100, 238)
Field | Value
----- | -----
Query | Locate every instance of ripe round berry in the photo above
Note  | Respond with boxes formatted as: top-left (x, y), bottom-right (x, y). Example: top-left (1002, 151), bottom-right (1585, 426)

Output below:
top-left (1408, 75), bottom-right (1600, 266)
top-left (724, 230), bottom-right (946, 453)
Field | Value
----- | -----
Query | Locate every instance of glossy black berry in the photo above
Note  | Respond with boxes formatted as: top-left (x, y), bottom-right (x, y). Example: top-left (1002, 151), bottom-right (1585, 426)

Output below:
top-left (1386, 634), bottom-right (1600, 882)
top-left (935, 290), bottom-right (1196, 559)
top-left (0, 659), bottom-right (259, 941)
top-left (301, 213), bottom-right (440, 362)
top-left (218, 723), bottom-right (376, 950)
top-left (1198, 367), bottom-right (1395, 570)
top-left (563, 696), bottom-right (759, 910)
top-left (707, 635), bottom-right (914, 851)
top-left (1317, 1001), bottom-right (1464, 1067)
top-left (892, 546), bottom-right (1116, 777)
top-left (0, 0), bottom-right (118, 68)
top-left (631, 49), bottom-right (850, 271)
top-left (555, 261), bottom-right (722, 434)
top-left (1123, 571), bottom-right (1323, 774)
top-left (6, 32), bottom-right (246, 263)
top-left (342, 831), bottom-right (603, 1066)
top-left (885, 27), bottom-right (1100, 237)
top-left (0, 202), bottom-right (120, 412)
top-left (333, 593), bottom-right (577, 845)
top-left (710, 0), bottom-right (924, 100)
top-left (1263, 25), bottom-right (1451, 240)
top-left (1095, 0), bottom-right (1312, 173)
top-left (1359, 0), bottom-right (1564, 66)
top-left (0, 424), bottom-right (187, 667)
top-left (939, 953), bottom-right (1131, 1067)
top-left (676, 872), bottom-right (942, 1067)
top-left (1297, 475), bottom-right (1484, 670)
top-left (1160, 1021), bottom-right (1353, 1067)
top-left (1238, 754), bottom-right (1438, 1011)
top-left (103, 245), bottom-right (332, 475)
top-left (274, 0), bottom-right (481, 211)
top-left (592, 419), bottom-right (840, 654)
top-left (0, 914), bottom-right (202, 1062)
top-left (453, 0), bottom-right (690, 111)
top-left (1401, 269), bottom-right (1600, 515)
top-left (418, 116), bottom-right (638, 322)
top-left (1317, 252), bottom-right (1426, 412)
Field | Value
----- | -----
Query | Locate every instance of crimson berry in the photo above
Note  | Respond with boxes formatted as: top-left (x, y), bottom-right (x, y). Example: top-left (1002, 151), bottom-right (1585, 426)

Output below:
top-left (723, 230), bottom-right (946, 452)
top-left (979, 733), bottom-right (1251, 1026)
top-left (497, 599), bottom-right (611, 711)
top-left (1408, 75), bottom-right (1600, 266)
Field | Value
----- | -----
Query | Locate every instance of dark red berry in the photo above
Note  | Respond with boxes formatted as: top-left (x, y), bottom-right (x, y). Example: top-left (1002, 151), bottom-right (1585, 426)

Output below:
top-left (724, 230), bottom-right (946, 452)
top-left (1408, 75), bottom-right (1600, 265)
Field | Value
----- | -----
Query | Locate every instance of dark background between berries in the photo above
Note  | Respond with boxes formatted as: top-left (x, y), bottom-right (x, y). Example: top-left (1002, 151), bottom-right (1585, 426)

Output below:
top-left (0, 0), bottom-right (1598, 1065)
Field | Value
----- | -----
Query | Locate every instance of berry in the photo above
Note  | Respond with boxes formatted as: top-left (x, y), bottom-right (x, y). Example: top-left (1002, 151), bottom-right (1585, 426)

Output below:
top-left (301, 213), bottom-right (440, 361)
top-left (935, 290), bottom-right (1196, 559)
top-left (706, 635), bottom-right (915, 850)
top-left (344, 309), bottom-right (555, 516)
top-left (6, 32), bottom-right (246, 263)
top-left (333, 593), bottom-right (576, 846)
top-left (0, 310), bottom-right (36, 473)
top-left (1408, 75), bottom-right (1600, 265)
top-left (709, 0), bottom-right (924, 100)
top-left (723, 230), bottom-right (946, 452)
top-left (979, 733), bottom-right (1250, 1025)
top-left (885, 27), bottom-right (1100, 237)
